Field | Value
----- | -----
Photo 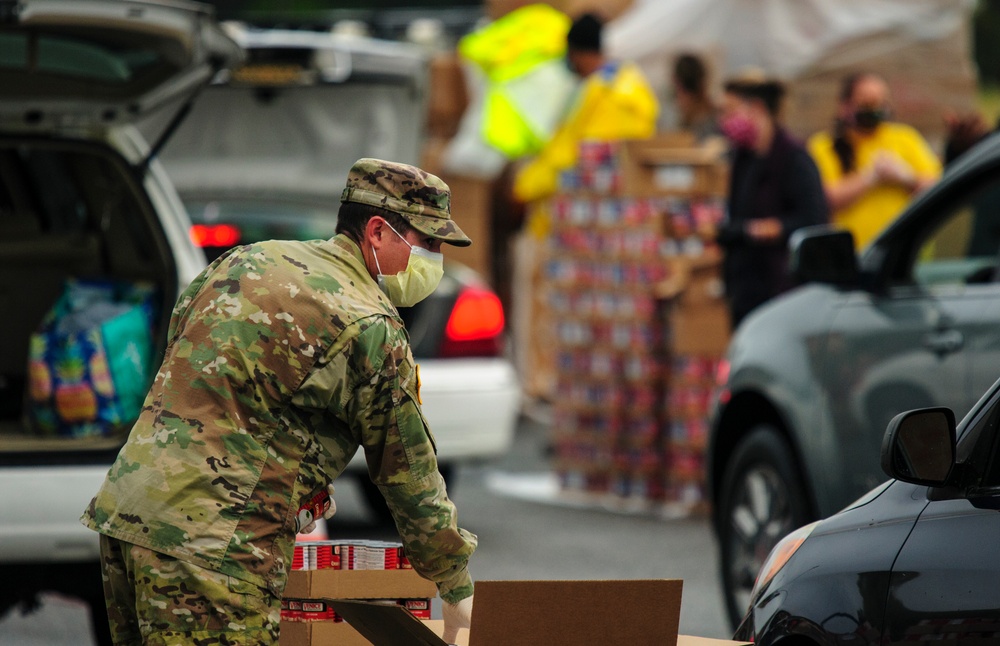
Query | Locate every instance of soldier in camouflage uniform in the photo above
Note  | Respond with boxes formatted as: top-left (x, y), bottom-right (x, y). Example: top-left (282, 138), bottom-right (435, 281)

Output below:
top-left (82, 158), bottom-right (477, 645)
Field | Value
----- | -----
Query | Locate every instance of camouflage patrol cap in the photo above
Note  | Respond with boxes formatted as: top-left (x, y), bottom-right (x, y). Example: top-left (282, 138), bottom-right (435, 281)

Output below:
top-left (341, 158), bottom-right (472, 247)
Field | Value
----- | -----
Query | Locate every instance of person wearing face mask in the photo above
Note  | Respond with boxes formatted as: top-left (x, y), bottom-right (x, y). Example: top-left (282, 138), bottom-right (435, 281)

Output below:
top-left (807, 72), bottom-right (941, 249)
top-left (716, 71), bottom-right (829, 329)
top-left (80, 158), bottom-right (476, 646)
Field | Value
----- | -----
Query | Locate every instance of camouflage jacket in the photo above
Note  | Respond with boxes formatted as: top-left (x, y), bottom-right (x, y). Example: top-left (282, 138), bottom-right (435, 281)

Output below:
top-left (81, 235), bottom-right (476, 602)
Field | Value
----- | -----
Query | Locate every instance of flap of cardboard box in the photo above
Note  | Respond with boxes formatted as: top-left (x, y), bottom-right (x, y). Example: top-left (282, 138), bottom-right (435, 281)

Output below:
top-left (330, 600), bottom-right (447, 646)
top-left (471, 579), bottom-right (682, 645)
top-left (328, 581), bottom-right (751, 646)
top-left (623, 137), bottom-right (726, 167)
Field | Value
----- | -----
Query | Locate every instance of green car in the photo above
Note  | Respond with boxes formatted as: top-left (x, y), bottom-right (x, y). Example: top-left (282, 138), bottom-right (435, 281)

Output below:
top-left (709, 132), bottom-right (1000, 628)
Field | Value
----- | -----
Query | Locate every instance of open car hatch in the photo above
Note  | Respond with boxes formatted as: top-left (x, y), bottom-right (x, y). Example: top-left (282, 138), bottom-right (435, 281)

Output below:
top-left (0, 0), bottom-right (243, 130)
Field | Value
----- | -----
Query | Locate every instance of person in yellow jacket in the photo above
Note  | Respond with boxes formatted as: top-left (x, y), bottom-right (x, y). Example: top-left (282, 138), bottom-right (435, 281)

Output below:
top-left (513, 12), bottom-right (659, 208)
top-left (807, 72), bottom-right (941, 249)
top-left (458, 3), bottom-right (575, 161)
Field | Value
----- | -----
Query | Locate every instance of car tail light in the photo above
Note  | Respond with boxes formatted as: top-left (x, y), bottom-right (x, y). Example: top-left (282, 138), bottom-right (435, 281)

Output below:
top-left (715, 359), bottom-right (731, 386)
top-left (439, 286), bottom-right (505, 358)
top-left (715, 358), bottom-right (732, 405)
top-left (190, 224), bottom-right (241, 248)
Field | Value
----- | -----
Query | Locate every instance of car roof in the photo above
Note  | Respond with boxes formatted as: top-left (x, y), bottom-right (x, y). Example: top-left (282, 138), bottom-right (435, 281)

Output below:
top-left (220, 23), bottom-right (427, 85)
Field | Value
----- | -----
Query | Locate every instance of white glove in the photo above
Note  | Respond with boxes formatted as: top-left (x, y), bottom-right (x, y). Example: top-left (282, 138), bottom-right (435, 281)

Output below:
top-left (296, 484), bottom-right (337, 535)
top-left (441, 595), bottom-right (473, 645)
top-left (323, 483), bottom-right (337, 519)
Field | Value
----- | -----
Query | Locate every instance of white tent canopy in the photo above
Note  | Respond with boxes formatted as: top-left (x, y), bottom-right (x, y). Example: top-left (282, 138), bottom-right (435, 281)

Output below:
top-left (607, 0), bottom-right (977, 142)
top-left (608, 0), bottom-right (971, 79)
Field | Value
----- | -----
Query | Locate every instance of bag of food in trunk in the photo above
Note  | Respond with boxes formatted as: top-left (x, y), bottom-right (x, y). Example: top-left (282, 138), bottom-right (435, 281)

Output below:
top-left (26, 279), bottom-right (155, 437)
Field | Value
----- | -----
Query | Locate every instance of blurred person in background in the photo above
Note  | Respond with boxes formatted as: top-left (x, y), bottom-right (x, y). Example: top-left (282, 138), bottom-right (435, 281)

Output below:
top-left (717, 71), bottom-right (829, 329)
top-left (943, 109), bottom-right (996, 165)
top-left (670, 52), bottom-right (720, 142)
top-left (807, 72), bottom-right (941, 250)
top-left (941, 110), bottom-right (1000, 256)
top-left (512, 12), bottom-right (659, 206)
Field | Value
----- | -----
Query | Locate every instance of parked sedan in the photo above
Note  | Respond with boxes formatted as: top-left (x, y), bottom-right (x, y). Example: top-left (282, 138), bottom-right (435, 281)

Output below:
top-left (736, 376), bottom-right (1000, 645)
top-left (144, 24), bottom-right (522, 519)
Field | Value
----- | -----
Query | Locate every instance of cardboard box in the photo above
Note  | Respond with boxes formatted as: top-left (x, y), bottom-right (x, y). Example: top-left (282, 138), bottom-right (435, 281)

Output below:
top-left (672, 299), bottom-right (730, 358)
top-left (282, 617), bottom-right (466, 646)
top-left (279, 620), bottom-right (384, 646)
top-left (280, 569), bottom-right (438, 646)
top-left (439, 173), bottom-right (494, 284)
top-left (426, 54), bottom-right (469, 139)
top-left (282, 568), bottom-right (436, 600)
top-left (619, 138), bottom-right (728, 199)
top-left (656, 252), bottom-right (730, 358)
top-left (331, 579), bottom-right (750, 646)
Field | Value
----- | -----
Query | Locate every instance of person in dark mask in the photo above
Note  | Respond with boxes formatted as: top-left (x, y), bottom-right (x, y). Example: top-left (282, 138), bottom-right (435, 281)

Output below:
top-left (807, 72), bottom-right (941, 249)
top-left (716, 70), bottom-right (828, 329)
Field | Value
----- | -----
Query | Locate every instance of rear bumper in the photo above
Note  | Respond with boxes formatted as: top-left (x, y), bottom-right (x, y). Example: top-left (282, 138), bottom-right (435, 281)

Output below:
top-left (0, 465), bottom-right (105, 563)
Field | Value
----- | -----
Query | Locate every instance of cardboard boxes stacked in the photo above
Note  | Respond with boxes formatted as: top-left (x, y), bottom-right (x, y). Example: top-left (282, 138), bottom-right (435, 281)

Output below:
top-left (279, 539), bottom-right (437, 646)
top-left (542, 135), bottom-right (729, 514)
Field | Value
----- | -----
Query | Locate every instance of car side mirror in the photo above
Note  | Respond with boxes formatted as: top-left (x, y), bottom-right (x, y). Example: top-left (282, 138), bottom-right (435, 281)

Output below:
top-left (880, 407), bottom-right (956, 486)
top-left (789, 226), bottom-right (859, 286)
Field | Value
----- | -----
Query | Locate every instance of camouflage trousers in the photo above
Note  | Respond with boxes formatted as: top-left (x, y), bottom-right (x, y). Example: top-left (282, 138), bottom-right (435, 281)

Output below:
top-left (99, 535), bottom-right (281, 645)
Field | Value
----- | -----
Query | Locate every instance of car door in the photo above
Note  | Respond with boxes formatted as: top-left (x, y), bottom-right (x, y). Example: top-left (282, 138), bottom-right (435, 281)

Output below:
top-left (882, 382), bottom-right (1000, 644)
top-left (819, 180), bottom-right (1000, 499)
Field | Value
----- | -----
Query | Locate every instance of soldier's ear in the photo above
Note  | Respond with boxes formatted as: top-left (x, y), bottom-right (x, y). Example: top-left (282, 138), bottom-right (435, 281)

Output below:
top-left (365, 217), bottom-right (387, 250)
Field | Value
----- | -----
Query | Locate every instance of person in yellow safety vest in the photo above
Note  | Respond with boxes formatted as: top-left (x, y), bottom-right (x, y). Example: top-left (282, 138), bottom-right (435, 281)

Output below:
top-left (513, 12), bottom-right (659, 209)
top-left (458, 3), bottom-right (574, 161)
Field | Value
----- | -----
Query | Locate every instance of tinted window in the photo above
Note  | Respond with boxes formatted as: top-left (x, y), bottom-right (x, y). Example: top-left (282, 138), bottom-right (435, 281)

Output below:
top-left (0, 29), bottom-right (183, 98)
top-left (911, 182), bottom-right (1000, 287)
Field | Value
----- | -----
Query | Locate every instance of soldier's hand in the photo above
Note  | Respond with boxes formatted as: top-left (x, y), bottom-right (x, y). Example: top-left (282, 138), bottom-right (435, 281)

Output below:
top-left (323, 483), bottom-right (337, 520)
top-left (442, 594), bottom-right (473, 644)
top-left (295, 484), bottom-right (337, 535)
top-left (296, 514), bottom-right (318, 535)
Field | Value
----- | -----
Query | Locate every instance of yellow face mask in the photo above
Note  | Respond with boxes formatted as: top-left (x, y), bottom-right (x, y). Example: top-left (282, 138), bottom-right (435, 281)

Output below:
top-left (373, 222), bottom-right (444, 308)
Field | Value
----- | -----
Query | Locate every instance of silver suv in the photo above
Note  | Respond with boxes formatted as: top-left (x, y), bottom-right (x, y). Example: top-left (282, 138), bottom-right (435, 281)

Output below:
top-left (709, 132), bottom-right (1000, 628)
top-left (0, 5), bottom-right (521, 643)
top-left (0, 2), bottom-right (241, 642)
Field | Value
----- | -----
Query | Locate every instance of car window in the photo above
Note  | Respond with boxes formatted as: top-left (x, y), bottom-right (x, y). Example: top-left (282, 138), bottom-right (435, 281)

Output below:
top-left (976, 398), bottom-right (1000, 488)
top-left (954, 383), bottom-right (1000, 488)
top-left (911, 181), bottom-right (1000, 288)
top-left (18, 148), bottom-right (90, 235)
top-left (0, 32), bottom-right (172, 86)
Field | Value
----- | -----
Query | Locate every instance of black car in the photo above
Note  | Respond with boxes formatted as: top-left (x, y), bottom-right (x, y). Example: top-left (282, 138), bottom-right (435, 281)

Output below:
top-left (735, 375), bottom-right (1000, 644)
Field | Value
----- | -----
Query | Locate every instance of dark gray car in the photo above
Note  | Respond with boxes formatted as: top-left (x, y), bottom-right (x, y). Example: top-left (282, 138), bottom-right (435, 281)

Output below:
top-left (709, 131), bottom-right (1000, 628)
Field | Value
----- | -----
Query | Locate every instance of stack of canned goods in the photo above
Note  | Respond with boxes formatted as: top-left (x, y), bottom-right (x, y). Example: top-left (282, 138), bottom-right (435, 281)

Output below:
top-left (291, 539), bottom-right (411, 571)
top-left (280, 597), bottom-right (431, 623)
